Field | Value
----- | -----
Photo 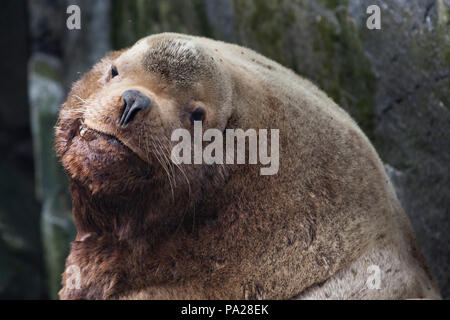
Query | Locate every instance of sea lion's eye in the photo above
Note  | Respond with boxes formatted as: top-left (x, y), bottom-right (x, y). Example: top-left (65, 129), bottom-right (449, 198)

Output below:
top-left (190, 108), bottom-right (205, 123)
top-left (111, 65), bottom-right (119, 78)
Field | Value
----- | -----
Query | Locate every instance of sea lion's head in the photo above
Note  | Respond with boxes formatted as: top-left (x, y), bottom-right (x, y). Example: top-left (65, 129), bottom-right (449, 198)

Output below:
top-left (56, 34), bottom-right (232, 197)
top-left (55, 34), bottom-right (234, 234)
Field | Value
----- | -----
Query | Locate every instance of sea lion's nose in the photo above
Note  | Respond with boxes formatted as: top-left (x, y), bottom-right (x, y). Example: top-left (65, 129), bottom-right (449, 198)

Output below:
top-left (119, 90), bottom-right (152, 127)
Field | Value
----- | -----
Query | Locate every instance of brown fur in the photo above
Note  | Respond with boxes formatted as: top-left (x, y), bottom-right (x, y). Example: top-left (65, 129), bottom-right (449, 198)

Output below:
top-left (56, 33), bottom-right (440, 300)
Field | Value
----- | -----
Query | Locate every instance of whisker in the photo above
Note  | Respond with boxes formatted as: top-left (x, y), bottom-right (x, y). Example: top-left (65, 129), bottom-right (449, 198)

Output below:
top-left (155, 137), bottom-right (176, 188)
top-left (139, 127), bottom-right (153, 177)
top-left (150, 138), bottom-right (174, 201)
top-left (162, 135), bottom-right (192, 202)
top-left (73, 95), bottom-right (88, 104)
top-left (154, 135), bottom-right (193, 234)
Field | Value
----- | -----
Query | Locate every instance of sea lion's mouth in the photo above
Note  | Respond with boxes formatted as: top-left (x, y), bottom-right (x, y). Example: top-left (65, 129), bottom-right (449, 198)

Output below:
top-left (77, 121), bottom-right (149, 164)
top-left (78, 122), bottom-right (130, 152)
top-left (63, 120), bottom-right (154, 193)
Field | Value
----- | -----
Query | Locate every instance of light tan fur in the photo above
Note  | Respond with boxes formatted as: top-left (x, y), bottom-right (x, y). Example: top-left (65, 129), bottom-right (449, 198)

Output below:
top-left (57, 33), bottom-right (440, 300)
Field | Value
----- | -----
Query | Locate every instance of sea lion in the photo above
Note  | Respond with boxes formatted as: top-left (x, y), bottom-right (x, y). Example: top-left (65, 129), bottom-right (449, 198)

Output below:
top-left (56, 33), bottom-right (440, 299)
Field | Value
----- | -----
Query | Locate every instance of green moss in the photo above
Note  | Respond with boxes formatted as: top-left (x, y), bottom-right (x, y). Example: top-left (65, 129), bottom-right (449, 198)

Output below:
top-left (41, 191), bottom-right (75, 299)
top-left (29, 64), bottom-right (76, 298)
top-left (321, 0), bottom-right (344, 10)
top-left (437, 0), bottom-right (450, 69)
top-left (112, 0), bottom-right (212, 49)
top-left (193, 0), bottom-right (213, 38)
top-left (32, 61), bottom-right (61, 82)
top-left (232, 0), bottom-right (375, 138)
top-left (437, 0), bottom-right (449, 26)
top-left (232, 0), bottom-right (295, 67)
top-left (35, 103), bottom-right (74, 299)
top-left (408, 1), bottom-right (450, 113)
top-left (312, 3), bottom-right (376, 139)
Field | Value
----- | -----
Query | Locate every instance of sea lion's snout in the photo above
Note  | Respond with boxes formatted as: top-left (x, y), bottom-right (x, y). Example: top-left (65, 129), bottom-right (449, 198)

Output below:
top-left (119, 89), bottom-right (152, 127)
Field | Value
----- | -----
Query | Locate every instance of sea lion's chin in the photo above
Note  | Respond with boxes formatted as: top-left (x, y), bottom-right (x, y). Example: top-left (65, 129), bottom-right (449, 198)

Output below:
top-left (62, 124), bottom-right (153, 195)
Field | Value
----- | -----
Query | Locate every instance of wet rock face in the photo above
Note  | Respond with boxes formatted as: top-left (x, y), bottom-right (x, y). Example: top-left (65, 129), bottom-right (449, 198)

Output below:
top-left (0, 0), bottom-right (44, 299)
top-left (26, 0), bottom-right (110, 299)
top-left (28, 54), bottom-right (76, 299)
top-left (113, 0), bottom-right (450, 297)
top-left (357, 0), bottom-right (450, 299)
top-left (63, 0), bottom-right (112, 90)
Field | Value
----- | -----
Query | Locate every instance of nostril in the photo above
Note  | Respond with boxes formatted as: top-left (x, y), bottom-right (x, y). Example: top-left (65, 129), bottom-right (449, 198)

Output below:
top-left (119, 90), bottom-right (152, 127)
top-left (125, 107), bottom-right (142, 126)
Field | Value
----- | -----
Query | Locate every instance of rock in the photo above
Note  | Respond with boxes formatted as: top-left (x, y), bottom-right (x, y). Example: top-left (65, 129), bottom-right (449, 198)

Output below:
top-left (28, 54), bottom-right (76, 299)
top-left (112, 0), bottom-right (212, 48)
top-left (356, 0), bottom-right (450, 298)
top-left (28, 0), bottom-right (113, 299)
top-left (0, 0), bottom-right (45, 299)
top-left (63, 0), bottom-right (112, 90)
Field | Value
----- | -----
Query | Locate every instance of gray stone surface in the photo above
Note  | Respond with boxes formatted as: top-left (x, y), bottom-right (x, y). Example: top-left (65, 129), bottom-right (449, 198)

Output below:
top-left (27, 0), bottom-right (112, 298)
top-left (29, 54), bottom-right (76, 299)
top-left (358, 0), bottom-right (450, 298)
top-left (63, 0), bottom-right (112, 91)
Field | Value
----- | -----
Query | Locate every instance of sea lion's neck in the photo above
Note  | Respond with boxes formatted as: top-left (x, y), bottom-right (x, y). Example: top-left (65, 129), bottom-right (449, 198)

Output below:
top-left (61, 228), bottom-right (182, 299)
top-left (69, 180), bottom-right (192, 241)
top-left (62, 181), bottom-right (199, 299)
top-left (63, 163), bottom-right (232, 299)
